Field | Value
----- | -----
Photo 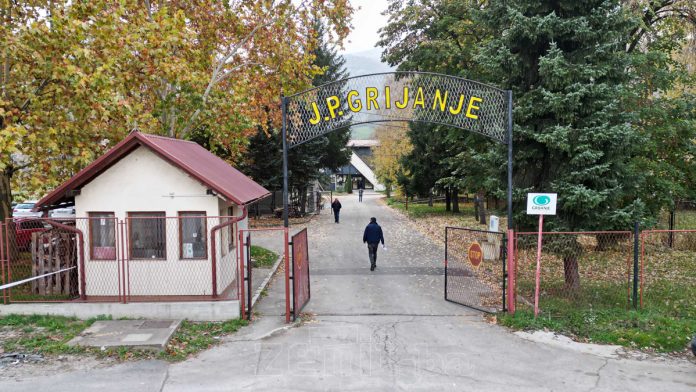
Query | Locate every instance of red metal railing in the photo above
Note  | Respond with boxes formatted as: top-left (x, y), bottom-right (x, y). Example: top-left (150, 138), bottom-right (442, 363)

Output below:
top-left (1, 216), bottom-right (250, 304)
top-left (514, 231), bottom-right (634, 317)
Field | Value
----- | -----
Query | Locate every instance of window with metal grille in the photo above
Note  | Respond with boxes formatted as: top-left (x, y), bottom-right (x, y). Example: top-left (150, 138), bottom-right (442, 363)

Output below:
top-left (128, 212), bottom-right (166, 259)
top-left (89, 212), bottom-right (116, 260)
top-left (179, 212), bottom-right (207, 259)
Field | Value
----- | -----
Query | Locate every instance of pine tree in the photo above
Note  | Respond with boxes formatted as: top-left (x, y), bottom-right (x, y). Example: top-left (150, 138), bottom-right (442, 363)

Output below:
top-left (241, 20), bottom-right (351, 214)
top-left (477, 0), bottom-right (643, 288)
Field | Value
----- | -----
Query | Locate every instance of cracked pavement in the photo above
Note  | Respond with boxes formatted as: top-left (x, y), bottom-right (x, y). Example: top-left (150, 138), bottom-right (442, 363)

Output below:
top-left (2, 191), bottom-right (695, 391)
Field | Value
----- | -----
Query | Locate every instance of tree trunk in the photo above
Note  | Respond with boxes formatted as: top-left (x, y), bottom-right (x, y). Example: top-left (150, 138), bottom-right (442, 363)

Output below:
top-left (0, 167), bottom-right (12, 222)
top-left (385, 182), bottom-right (391, 198)
top-left (477, 192), bottom-right (487, 225)
top-left (563, 255), bottom-right (580, 290)
top-left (0, 167), bottom-right (18, 260)
top-left (452, 188), bottom-right (460, 213)
top-left (473, 194), bottom-right (479, 220)
top-left (445, 190), bottom-right (451, 212)
top-left (428, 188), bottom-right (433, 207)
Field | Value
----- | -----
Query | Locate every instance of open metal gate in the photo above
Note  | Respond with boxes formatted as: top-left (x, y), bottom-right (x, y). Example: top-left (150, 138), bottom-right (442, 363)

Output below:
top-left (445, 227), bottom-right (507, 313)
top-left (240, 233), bottom-right (252, 320)
top-left (290, 228), bottom-right (310, 321)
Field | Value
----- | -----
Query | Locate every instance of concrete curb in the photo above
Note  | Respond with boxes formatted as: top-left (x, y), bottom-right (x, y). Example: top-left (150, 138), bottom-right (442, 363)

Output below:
top-left (255, 324), bottom-right (295, 340)
top-left (250, 254), bottom-right (284, 309)
top-left (0, 300), bottom-right (240, 321)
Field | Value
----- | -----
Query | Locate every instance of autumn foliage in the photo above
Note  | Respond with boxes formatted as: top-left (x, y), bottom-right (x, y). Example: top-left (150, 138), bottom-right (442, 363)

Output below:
top-left (0, 0), bottom-right (353, 219)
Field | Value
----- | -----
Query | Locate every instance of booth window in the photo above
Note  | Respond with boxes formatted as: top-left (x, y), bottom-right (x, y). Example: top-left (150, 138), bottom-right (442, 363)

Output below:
top-left (128, 212), bottom-right (166, 259)
top-left (89, 212), bottom-right (116, 260)
top-left (179, 212), bottom-right (207, 259)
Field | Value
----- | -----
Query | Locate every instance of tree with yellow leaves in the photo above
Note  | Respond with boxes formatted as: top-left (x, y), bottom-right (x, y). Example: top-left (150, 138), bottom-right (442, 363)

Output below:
top-left (373, 123), bottom-right (412, 198)
top-left (0, 0), bottom-right (353, 220)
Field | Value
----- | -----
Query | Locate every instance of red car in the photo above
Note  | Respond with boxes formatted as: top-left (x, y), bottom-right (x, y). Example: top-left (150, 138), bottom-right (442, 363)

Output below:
top-left (12, 218), bottom-right (50, 250)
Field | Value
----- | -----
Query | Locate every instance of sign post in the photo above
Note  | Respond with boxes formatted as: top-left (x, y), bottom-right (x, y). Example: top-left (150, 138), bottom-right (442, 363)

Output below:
top-left (526, 193), bottom-right (557, 317)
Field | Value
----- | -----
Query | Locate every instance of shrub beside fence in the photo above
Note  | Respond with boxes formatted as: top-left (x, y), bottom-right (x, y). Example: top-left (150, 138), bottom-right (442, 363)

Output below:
top-left (514, 231), bottom-right (634, 317)
top-left (509, 228), bottom-right (695, 352)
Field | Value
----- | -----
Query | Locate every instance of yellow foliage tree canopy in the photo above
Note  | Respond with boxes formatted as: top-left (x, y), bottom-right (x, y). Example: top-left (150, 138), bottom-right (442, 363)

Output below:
top-left (373, 122), bottom-right (412, 198)
top-left (0, 0), bottom-right (353, 219)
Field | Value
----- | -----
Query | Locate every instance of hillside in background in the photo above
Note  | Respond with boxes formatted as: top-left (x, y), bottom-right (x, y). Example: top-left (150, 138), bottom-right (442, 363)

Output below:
top-left (343, 48), bottom-right (394, 139)
top-left (343, 48), bottom-right (393, 78)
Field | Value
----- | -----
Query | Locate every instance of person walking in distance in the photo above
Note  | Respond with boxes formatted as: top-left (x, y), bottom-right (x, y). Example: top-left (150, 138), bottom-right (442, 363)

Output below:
top-left (358, 179), bottom-right (364, 202)
top-left (363, 217), bottom-right (385, 271)
top-left (331, 198), bottom-right (342, 223)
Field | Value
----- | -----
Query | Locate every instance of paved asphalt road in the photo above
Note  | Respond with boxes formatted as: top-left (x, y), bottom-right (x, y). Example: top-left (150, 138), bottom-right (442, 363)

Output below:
top-left (2, 191), bottom-right (695, 391)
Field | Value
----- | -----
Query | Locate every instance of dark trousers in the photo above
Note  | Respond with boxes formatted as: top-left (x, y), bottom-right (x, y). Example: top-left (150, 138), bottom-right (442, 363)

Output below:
top-left (333, 210), bottom-right (340, 223)
top-left (367, 242), bottom-right (379, 267)
top-left (359, 190), bottom-right (363, 202)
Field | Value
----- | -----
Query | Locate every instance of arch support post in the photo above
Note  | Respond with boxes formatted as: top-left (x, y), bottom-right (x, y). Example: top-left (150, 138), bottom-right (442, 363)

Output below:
top-left (507, 90), bottom-right (513, 230)
top-left (282, 96), bottom-right (289, 229)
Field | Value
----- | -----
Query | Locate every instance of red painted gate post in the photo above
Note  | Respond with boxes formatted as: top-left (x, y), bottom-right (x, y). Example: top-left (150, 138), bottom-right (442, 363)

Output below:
top-left (507, 229), bottom-right (515, 314)
top-left (239, 230), bottom-right (245, 320)
top-left (284, 228), bottom-right (290, 323)
top-left (534, 215), bottom-right (544, 317)
top-left (0, 222), bottom-right (5, 305)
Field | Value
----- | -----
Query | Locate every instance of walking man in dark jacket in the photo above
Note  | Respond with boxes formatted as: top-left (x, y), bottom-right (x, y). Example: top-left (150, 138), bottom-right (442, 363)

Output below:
top-left (363, 217), bottom-right (385, 271)
top-left (331, 198), bottom-right (342, 223)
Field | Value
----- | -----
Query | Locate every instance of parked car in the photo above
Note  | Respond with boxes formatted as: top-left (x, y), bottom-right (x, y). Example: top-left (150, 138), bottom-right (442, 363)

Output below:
top-left (49, 206), bottom-right (76, 219)
top-left (13, 218), bottom-right (50, 250)
top-left (12, 201), bottom-right (44, 218)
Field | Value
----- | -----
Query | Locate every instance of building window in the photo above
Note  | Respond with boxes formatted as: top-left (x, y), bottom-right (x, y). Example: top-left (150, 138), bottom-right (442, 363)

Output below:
top-left (179, 212), bottom-right (207, 259)
top-left (129, 212), bottom-right (166, 259)
top-left (220, 207), bottom-right (235, 257)
top-left (89, 212), bottom-right (116, 260)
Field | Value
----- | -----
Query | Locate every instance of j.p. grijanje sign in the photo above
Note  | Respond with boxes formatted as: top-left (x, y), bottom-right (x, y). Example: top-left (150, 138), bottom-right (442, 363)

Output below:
top-left (307, 85), bottom-right (484, 125)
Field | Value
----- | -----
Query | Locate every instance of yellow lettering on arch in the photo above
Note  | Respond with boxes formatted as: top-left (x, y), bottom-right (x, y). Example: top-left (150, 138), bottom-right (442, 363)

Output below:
top-left (309, 102), bottom-right (322, 125)
top-left (395, 87), bottom-right (409, 109)
top-left (347, 90), bottom-right (362, 112)
top-left (465, 97), bottom-right (483, 119)
top-left (326, 96), bottom-right (341, 119)
top-left (366, 87), bottom-right (380, 110)
top-left (412, 87), bottom-right (425, 109)
top-left (449, 94), bottom-right (465, 115)
top-left (432, 89), bottom-right (448, 112)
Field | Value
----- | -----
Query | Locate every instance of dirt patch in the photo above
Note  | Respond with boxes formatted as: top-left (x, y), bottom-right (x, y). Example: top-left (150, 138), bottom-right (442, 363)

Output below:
top-left (0, 353), bottom-right (117, 382)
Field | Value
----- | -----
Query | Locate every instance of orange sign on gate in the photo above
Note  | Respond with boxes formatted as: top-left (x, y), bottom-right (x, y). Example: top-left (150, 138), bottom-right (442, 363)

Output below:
top-left (468, 242), bottom-right (483, 267)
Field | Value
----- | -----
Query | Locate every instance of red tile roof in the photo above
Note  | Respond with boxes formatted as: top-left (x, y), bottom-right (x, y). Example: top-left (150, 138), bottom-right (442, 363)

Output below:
top-left (35, 132), bottom-right (270, 210)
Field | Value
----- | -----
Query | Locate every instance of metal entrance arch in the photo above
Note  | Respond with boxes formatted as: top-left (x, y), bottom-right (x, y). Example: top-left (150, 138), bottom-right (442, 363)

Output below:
top-left (281, 71), bottom-right (514, 230)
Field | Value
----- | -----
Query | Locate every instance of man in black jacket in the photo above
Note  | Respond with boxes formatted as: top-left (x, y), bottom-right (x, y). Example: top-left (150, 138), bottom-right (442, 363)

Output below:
top-left (331, 198), bottom-right (342, 223)
top-left (363, 217), bottom-right (385, 271)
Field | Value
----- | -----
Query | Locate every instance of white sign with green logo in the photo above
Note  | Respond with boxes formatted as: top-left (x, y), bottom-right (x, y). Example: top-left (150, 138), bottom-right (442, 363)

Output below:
top-left (526, 193), bottom-right (557, 215)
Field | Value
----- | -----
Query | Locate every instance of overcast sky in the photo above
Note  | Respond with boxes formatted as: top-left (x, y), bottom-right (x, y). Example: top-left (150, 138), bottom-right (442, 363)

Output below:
top-left (340, 0), bottom-right (390, 54)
